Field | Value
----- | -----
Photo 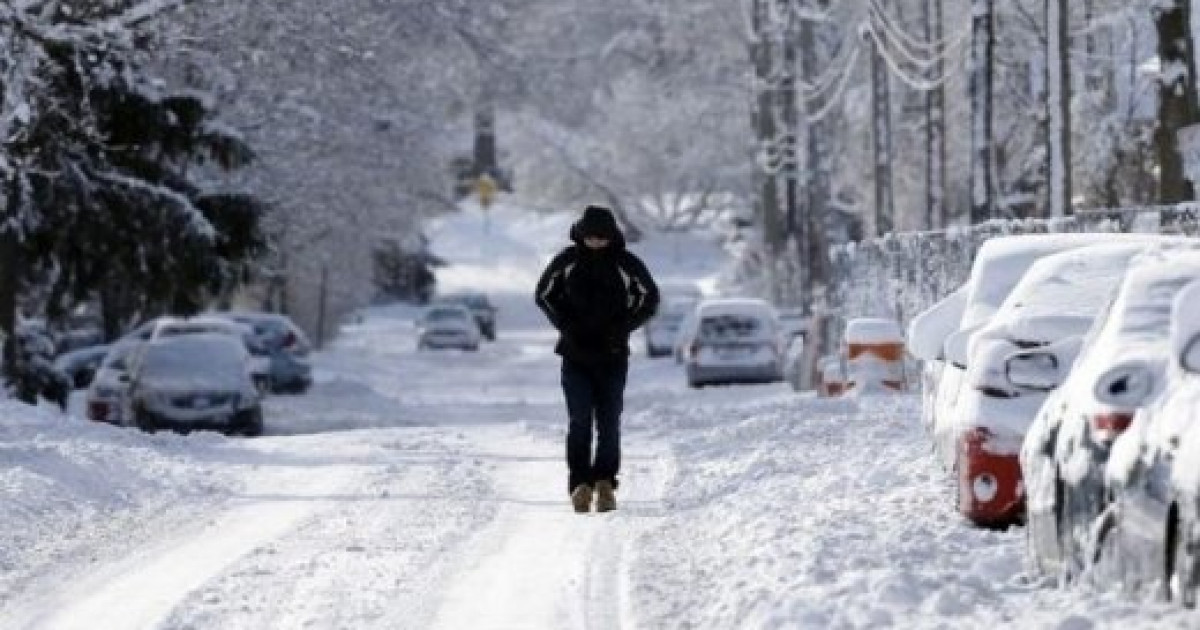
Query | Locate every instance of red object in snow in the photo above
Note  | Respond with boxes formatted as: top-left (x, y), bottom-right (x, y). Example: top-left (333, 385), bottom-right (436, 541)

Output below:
top-left (957, 427), bottom-right (1025, 526)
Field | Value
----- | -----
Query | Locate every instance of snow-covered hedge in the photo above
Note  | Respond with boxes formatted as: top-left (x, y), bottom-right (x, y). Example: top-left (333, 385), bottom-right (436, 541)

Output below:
top-left (827, 203), bottom-right (1200, 332)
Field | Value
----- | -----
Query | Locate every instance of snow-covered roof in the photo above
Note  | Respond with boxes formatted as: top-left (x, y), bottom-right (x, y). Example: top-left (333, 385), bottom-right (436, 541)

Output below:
top-left (1171, 279), bottom-right (1200, 360)
top-left (845, 318), bottom-right (903, 345)
top-left (906, 285), bottom-right (967, 360)
top-left (1069, 249), bottom-right (1200, 389)
top-left (974, 242), bottom-right (1176, 349)
top-left (960, 233), bottom-right (1188, 330)
top-left (695, 298), bottom-right (776, 319)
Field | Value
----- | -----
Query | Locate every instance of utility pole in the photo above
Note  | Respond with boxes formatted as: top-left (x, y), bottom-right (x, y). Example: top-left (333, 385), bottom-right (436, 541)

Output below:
top-left (1046, 0), bottom-right (1072, 218)
top-left (923, 0), bottom-right (946, 229)
top-left (866, 18), bottom-right (894, 236)
top-left (970, 0), bottom-right (996, 223)
top-left (751, 0), bottom-right (786, 291)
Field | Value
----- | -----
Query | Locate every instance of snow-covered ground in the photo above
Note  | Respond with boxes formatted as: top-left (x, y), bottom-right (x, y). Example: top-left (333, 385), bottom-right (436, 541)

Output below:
top-left (1, 199), bottom-right (1195, 628)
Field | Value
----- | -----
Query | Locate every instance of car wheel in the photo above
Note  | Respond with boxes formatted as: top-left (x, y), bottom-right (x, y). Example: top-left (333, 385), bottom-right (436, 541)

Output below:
top-left (240, 408), bottom-right (264, 438)
top-left (134, 410), bottom-right (157, 434)
top-left (1168, 514), bottom-right (1197, 608)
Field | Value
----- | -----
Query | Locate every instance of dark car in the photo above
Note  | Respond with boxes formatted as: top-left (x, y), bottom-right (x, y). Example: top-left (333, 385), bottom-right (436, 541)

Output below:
top-left (435, 291), bottom-right (497, 341)
top-left (225, 312), bottom-right (314, 394)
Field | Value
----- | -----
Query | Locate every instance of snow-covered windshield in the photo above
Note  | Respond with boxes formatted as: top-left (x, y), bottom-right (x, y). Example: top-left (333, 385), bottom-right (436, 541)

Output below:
top-left (138, 336), bottom-right (246, 389)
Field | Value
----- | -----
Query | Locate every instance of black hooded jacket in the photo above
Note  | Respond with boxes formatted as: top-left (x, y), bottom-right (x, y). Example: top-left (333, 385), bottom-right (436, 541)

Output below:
top-left (535, 206), bottom-right (660, 364)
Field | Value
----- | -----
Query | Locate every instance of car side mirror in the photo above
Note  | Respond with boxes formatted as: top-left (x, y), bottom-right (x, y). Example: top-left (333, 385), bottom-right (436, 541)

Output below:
top-left (1182, 334), bottom-right (1200, 374)
top-left (1093, 360), bottom-right (1156, 408)
top-left (943, 329), bottom-right (972, 370)
top-left (1005, 350), bottom-right (1060, 392)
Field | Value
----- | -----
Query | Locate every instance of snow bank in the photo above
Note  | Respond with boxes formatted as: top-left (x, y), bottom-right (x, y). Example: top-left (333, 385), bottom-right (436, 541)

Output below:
top-left (0, 402), bottom-right (243, 608)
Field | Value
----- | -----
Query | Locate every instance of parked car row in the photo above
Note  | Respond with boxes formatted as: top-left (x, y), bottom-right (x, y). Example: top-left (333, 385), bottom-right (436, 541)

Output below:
top-left (907, 233), bottom-right (1200, 605)
top-left (80, 311), bottom-right (312, 437)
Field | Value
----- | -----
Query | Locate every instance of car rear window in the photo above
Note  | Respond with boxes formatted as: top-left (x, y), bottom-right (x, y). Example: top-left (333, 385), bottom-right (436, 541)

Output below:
top-left (698, 315), bottom-right (767, 341)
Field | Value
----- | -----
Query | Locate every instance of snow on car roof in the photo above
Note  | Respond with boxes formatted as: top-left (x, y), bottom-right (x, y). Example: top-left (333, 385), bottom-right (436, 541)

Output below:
top-left (960, 233), bottom-right (1184, 330)
top-left (906, 285), bottom-right (967, 360)
top-left (1073, 250), bottom-right (1200, 380)
top-left (695, 298), bottom-right (776, 318)
top-left (979, 242), bottom-right (1168, 345)
top-left (845, 318), bottom-right (902, 344)
top-left (1170, 279), bottom-right (1200, 360)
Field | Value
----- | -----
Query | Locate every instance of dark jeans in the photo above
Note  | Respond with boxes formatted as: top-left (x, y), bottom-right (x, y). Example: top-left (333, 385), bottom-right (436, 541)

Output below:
top-left (561, 358), bottom-right (628, 494)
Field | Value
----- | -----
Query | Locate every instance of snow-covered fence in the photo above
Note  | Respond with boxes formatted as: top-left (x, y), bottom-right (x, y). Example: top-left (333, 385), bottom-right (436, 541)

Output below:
top-left (827, 203), bottom-right (1200, 331)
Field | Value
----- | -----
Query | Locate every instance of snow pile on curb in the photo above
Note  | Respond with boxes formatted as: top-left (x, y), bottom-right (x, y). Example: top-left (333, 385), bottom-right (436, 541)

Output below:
top-left (0, 403), bottom-right (243, 606)
top-left (628, 393), bottom-right (1193, 628)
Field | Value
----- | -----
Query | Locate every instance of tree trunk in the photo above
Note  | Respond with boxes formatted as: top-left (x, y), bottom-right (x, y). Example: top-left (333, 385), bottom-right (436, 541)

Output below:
top-left (970, 0), bottom-right (996, 223)
top-left (1153, 0), bottom-right (1200, 203)
top-left (1047, 0), bottom-right (1073, 217)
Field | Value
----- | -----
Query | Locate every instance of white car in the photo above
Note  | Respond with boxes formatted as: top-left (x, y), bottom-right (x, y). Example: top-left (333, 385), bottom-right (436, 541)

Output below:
top-left (1104, 279), bottom-right (1200, 605)
top-left (124, 334), bottom-right (264, 436)
top-left (1023, 249), bottom-right (1200, 578)
top-left (907, 286), bottom-right (967, 435)
top-left (948, 242), bottom-right (1168, 526)
top-left (920, 234), bottom-right (1139, 474)
top-left (417, 304), bottom-right (482, 351)
top-left (680, 298), bottom-right (783, 388)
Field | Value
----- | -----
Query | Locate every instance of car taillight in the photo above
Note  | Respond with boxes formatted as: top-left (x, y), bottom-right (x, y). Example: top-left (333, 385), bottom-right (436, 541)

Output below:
top-left (1091, 412), bottom-right (1134, 444)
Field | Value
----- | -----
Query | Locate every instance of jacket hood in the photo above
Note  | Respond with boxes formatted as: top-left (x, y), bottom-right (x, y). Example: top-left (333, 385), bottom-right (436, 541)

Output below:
top-left (570, 205), bottom-right (626, 249)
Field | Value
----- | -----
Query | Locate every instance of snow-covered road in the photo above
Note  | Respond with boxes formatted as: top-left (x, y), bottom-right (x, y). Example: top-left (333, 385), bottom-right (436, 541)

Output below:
top-left (2, 204), bottom-right (1197, 628)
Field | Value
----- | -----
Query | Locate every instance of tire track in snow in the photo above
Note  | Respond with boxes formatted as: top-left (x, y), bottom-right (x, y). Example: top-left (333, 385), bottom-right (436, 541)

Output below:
top-left (2, 463), bottom-right (355, 630)
top-left (428, 429), bottom-right (667, 630)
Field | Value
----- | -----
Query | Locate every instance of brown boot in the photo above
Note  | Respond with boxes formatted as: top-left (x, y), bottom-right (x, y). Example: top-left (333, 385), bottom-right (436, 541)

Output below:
top-left (571, 484), bottom-right (593, 513)
top-left (595, 480), bottom-right (617, 513)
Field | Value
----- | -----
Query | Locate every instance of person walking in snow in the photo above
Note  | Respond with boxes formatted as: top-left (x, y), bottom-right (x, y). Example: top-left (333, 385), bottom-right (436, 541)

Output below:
top-left (535, 205), bottom-right (659, 513)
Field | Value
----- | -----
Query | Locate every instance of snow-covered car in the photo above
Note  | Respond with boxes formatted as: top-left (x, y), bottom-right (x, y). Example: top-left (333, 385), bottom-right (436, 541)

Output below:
top-left (1102, 279), bottom-right (1200, 605)
top-left (922, 234), bottom-right (1184, 477)
top-left (417, 304), bottom-right (482, 351)
top-left (84, 342), bottom-right (140, 425)
top-left (54, 344), bottom-right (111, 390)
top-left (680, 298), bottom-right (783, 388)
top-left (949, 242), bottom-right (1163, 526)
top-left (224, 312), bottom-right (314, 394)
top-left (1022, 249), bottom-right (1200, 576)
top-left (644, 296), bottom-right (697, 358)
top-left (907, 286), bottom-right (967, 435)
top-left (124, 334), bottom-right (264, 436)
top-left (434, 291), bottom-right (497, 341)
top-left (125, 315), bottom-right (272, 391)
